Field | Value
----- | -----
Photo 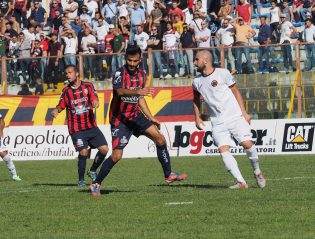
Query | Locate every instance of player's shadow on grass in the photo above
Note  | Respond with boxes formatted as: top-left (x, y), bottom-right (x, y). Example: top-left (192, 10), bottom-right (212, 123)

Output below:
top-left (78, 189), bottom-right (135, 195)
top-left (152, 183), bottom-right (228, 189)
top-left (33, 183), bottom-right (79, 187)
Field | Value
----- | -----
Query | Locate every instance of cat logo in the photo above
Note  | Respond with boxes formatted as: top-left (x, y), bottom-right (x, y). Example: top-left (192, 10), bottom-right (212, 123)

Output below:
top-left (282, 123), bottom-right (315, 152)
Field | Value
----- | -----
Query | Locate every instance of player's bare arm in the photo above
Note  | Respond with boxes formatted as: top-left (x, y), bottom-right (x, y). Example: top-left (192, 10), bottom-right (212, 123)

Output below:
top-left (139, 97), bottom-right (161, 129)
top-left (92, 99), bottom-right (99, 108)
top-left (230, 84), bottom-right (251, 124)
top-left (193, 89), bottom-right (205, 130)
top-left (116, 87), bottom-right (154, 97)
top-left (0, 117), bottom-right (5, 138)
top-left (51, 106), bottom-right (63, 118)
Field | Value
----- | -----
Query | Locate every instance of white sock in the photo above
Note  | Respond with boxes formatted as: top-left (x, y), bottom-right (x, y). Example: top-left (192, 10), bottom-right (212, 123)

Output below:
top-left (221, 151), bottom-right (246, 184)
top-left (2, 155), bottom-right (17, 177)
top-left (245, 145), bottom-right (260, 173)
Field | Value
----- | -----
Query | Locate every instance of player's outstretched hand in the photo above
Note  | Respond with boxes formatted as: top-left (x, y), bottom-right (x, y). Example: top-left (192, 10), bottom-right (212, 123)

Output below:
top-left (195, 117), bottom-right (205, 130)
top-left (151, 117), bottom-right (161, 130)
top-left (51, 109), bottom-right (59, 118)
top-left (92, 99), bottom-right (99, 108)
top-left (139, 87), bottom-right (155, 96)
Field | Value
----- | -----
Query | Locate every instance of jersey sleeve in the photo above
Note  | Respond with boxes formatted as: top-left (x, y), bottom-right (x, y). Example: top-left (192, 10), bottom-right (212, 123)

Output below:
top-left (56, 88), bottom-right (67, 109)
top-left (113, 69), bottom-right (123, 90)
top-left (223, 69), bottom-right (236, 87)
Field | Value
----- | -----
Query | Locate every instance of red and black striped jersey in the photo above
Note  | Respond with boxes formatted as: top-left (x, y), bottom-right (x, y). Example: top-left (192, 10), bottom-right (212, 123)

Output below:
top-left (110, 66), bottom-right (147, 126)
top-left (57, 81), bottom-right (98, 135)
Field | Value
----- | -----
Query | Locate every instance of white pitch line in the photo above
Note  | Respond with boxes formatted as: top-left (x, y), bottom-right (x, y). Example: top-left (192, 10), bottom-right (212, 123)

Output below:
top-left (165, 201), bottom-right (193, 206)
top-left (267, 176), bottom-right (315, 181)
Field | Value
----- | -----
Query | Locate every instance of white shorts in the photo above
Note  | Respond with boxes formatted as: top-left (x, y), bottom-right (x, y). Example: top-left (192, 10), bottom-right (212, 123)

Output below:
top-left (0, 137), bottom-right (8, 152)
top-left (212, 117), bottom-right (252, 148)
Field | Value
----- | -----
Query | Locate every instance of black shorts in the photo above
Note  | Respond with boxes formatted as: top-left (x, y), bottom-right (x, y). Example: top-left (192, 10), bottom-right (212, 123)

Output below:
top-left (111, 113), bottom-right (153, 150)
top-left (71, 127), bottom-right (108, 152)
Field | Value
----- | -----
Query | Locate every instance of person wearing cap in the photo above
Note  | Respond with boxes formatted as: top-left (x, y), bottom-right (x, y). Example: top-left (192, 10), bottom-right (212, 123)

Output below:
top-left (278, 13), bottom-right (296, 72)
top-left (31, 1), bottom-right (48, 26)
top-left (230, 16), bottom-right (256, 74)
top-left (302, 18), bottom-right (315, 71)
top-left (257, 16), bottom-right (272, 74)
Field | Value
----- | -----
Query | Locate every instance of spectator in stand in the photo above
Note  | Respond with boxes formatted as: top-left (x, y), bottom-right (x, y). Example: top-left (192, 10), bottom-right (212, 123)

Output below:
top-left (39, 33), bottom-right (49, 80)
top-left (12, 0), bottom-right (27, 28)
top-left (47, 32), bottom-right (62, 90)
top-left (91, 11), bottom-right (103, 30)
top-left (303, 19), bottom-right (315, 71)
top-left (208, 12), bottom-right (221, 66)
top-left (189, 11), bottom-right (202, 34)
top-left (279, 13), bottom-right (296, 72)
top-left (281, 0), bottom-right (294, 23)
top-left (117, 0), bottom-right (129, 20)
top-left (143, 0), bottom-right (155, 18)
top-left (231, 17), bottom-right (256, 74)
top-left (80, 5), bottom-right (92, 25)
top-left (102, 0), bottom-right (117, 25)
top-left (162, 21), bottom-right (180, 78)
top-left (61, 28), bottom-right (78, 66)
top-left (236, 0), bottom-right (251, 25)
top-left (63, 0), bottom-right (78, 22)
top-left (34, 78), bottom-right (44, 95)
top-left (49, 0), bottom-right (63, 26)
top-left (168, 0), bottom-right (185, 22)
top-left (292, 0), bottom-right (309, 22)
top-left (94, 17), bottom-right (109, 52)
top-left (31, 0), bottom-right (47, 27)
top-left (29, 39), bottom-right (42, 87)
top-left (216, 18), bottom-right (236, 74)
top-left (134, 24), bottom-right (149, 70)
top-left (81, 27), bottom-right (96, 79)
top-left (149, 0), bottom-right (163, 33)
top-left (4, 21), bottom-right (18, 39)
top-left (118, 16), bottom-right (130, 44)
top-left (70, 16), bottom-right (82, 36)
top-left (0, 0), bottom-right (13, 18)
top-left (110, 27), bottom-right (125, 72)
top-left (257, 16), bottom-right (272, 73)
top-left (9, 16), bottom-right (20, 33)
top-left (85, 0), bottom-right (98, 18)
top-left (128, 0), bottom-right (145, 46)
top-left (270, 1), bottom-right (281, 43)
top-left (148, 25), bottom-right (164, 79)
top-left (35, 24), bottom-right (44, 40)
top-left (104, 24), bottom-right (115, 80)
top-left (52, 9), bottom-right (62, 34)
top-left (195, 20), bottom-right (211, 48)
top-left (193, 0), bottom-right (206, 18)
top-left (180, 22), bottom-right (195, 78)
top-left (17, 32), bottom-right (31, 80)
top-left (217, 0), bottom-right (233, 20)
top-left (172, 14), bottom-right (183, 34)
top-left (17, 83), bottom-right (32, 95)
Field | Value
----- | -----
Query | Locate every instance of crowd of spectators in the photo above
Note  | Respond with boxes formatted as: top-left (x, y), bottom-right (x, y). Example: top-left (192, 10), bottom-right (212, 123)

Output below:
top-left (1, 0), bottom-right (315, 90)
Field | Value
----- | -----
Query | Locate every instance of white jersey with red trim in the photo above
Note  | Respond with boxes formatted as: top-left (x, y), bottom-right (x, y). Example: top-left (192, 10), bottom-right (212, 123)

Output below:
top-left (192, 68), bottom-right (242, 125)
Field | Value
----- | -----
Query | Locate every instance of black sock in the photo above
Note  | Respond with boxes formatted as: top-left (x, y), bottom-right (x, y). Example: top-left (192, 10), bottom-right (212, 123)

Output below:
top-left (94, 156), bottom-right (116, 184)
top-left (90, 151), bottom-right (107, 172)
top-left (78, 154), bottom-right (88, 181)
top-left (156, 144), bottom-right (172, 178)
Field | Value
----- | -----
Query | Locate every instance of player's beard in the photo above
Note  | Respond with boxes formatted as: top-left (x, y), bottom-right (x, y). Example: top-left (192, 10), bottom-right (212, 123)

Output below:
top-left (196, 63), bottom-right (205, 73)
top-left (127, 64), bottom-right (138, 74)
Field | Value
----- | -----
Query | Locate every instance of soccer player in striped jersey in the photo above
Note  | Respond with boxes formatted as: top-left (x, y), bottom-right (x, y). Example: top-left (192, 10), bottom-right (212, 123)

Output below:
top-left (51, 65), bottom-right (109, 186)
top-left (90, 46), bottom-right (187, 196)
top-left (192, 50), bottom-right (266, 189)
top-left (0, 114), bottom-right (22, 181)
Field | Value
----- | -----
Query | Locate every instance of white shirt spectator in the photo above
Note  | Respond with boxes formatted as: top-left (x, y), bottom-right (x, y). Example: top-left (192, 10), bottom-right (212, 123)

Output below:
top-left (195, 28), bottom-right (211, 48)
top-left (63, 36), bottom-right (77, 54)
top-left (22, 29), bottom-right (36, 43)
top-left (63, 1), bottom-right (78, 20)
top-left (81, 34), bottom-right (97, 53)
top-left (143, 0), bottom-right (155, 16)
top-left (280, 21), bottom-right (294, 43)
top-left (190, 18), bottom-right (202, 34)
top-left (85, 0), bottom-right (98, 18)
top-left (80, 14), bottom-right (92, 24)
top-left (95, 24), bottom-right (109, 41)
top-left (163, 29), bottom-right (180, 49)
top-left (134, 31), bottom-right (149, 50)
top-left (304, 24), bottom-right (315, 43)
top-left (270, 6), bottom-right (280, 24)
top-left (117, 3), bottom-right (128, 18)
top-left (217, 25), bottom-right (235, 46)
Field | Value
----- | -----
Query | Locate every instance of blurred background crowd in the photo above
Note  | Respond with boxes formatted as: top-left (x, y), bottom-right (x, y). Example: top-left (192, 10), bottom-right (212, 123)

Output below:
top-left (1, 0), bottom-right (315, 94)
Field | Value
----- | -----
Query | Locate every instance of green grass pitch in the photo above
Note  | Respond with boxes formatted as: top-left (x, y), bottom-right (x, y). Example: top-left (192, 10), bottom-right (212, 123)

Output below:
top-left (0, 155), bottom-right (314, 239)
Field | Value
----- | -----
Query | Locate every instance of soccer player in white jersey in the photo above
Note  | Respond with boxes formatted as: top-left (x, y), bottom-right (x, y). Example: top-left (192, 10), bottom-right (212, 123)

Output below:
top-left (192, 50), bottom-right (266, 189)
top-left (0, 114), bottom-right (22, 181)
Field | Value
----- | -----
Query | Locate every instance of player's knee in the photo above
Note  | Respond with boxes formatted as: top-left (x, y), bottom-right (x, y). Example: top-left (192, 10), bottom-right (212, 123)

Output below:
top-left (98, 145), bottom-right (109, 154)
top-left (79, 148), bottom-right (89, 157)
top-left (155, 134), bottom-right (166, 146)
top-left (111, 150), bottom-right (123, 162)
top-left (241, 140), bottom-right (254, 150)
